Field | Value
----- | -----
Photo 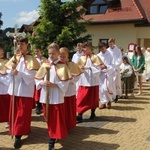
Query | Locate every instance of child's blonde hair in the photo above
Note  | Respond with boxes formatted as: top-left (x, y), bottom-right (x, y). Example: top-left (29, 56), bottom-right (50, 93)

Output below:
top-left (59, 47), bottom-right (69, 54)
top-left (47, 42), bottom-right (59, 52)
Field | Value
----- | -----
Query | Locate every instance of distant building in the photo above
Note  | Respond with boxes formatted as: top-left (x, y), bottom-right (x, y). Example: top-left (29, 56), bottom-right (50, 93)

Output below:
top-left (84, 0), bottom-right (150, 51)
top-left (19, 18), bottom-right (40, 36)
top-left (19, 0), bottom-right (150, 52)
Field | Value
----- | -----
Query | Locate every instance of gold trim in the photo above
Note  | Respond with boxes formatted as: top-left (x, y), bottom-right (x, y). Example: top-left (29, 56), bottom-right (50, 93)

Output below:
top-left (5, 54), bottom-right (40, 70)
top-left (77, 53), bottom-right (103, 67)
top-left (35, 62), bottom-right (72, 81)
top-left (0, 58), bottom-right (8, 75)
top-left (67, 61), bottom-right (83, 76)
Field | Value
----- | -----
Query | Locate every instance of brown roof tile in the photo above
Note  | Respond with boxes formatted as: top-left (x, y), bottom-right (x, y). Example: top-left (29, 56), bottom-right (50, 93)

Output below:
top-left (139, 0), bottom-right (150, 22)
top-left (84, 0), bottom-right (149, 23)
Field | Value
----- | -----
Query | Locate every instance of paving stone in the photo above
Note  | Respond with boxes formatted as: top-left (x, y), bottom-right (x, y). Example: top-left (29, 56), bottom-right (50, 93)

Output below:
top-left (1, 82), bottom-right (150, 150)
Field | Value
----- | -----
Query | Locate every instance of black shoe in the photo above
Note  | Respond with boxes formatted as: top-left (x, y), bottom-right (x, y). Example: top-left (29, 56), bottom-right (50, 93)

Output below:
top-left (90, 112), bottom-right (95, 120)
top-left (14, 138), bottom-right (22, 149)
top-left (49, 146), bottom-right (55, 150)
top-left (35, 107), bottom-right (42, 115)
top-left (114, 96), bottom-right (118, 103)
top-left (76, 114), bottom-right (82, 123)
top-left (36, 102), bottom-right (42, 115)
top-left (49, 138), bottom-right (55, 150)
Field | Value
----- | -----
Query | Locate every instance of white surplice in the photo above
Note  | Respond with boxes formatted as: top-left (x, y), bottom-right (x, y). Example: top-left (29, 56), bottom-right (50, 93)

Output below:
top-left (107, 45), bottom-right (122, 96)
top-left (78, 57), bottom-right (101, 87)
top-left (72, 51), bottom-right (84, 93)
top-left (65, 76), bottom-right (79, 97)
top-left (97, 50), bottom-right (115, 104)
top-left (72, 51), bottom-right (84, 63)
top-left (35, 60), bottom-right (69, 104)
top-left (142, 51), bottom-right (150, 82)
top-left (0, 74), bottom-right (10, 95)
top-left (7, 56), bottom-right (37, 98)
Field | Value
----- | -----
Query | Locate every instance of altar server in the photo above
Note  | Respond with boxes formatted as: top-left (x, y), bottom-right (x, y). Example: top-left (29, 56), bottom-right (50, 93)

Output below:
top-left (35, 42), bottom-right (71, 150)
top-left (5, 37), bottom-right (40, 149)
top-left (59, 47), bottom-right (82, 130)
top-left (76, 42), bottom-right (103, 123)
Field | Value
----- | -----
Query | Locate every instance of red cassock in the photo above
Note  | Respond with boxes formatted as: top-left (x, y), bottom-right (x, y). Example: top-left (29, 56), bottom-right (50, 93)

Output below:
top-left (64, 95), bottom-right (76, 130)
top-left (9, 96), bottom-right (33, 135)
top-left (42, 103), bottom-right (68, 139)
top-left (34, 88), bottom-right (41, 102)
top-left (33, 86), bottom-right (41, 109)
top-left (77, 86), bottom-right (99, 114)
top-left (0, 95), bottom-right (10, 122)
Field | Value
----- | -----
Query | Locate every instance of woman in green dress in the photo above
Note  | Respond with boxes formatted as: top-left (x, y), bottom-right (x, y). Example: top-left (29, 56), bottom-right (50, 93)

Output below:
top-left (131, 45), bottom-right (145, 95)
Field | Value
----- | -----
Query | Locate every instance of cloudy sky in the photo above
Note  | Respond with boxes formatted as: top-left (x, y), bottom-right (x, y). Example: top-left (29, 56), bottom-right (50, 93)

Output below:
top-left (0, 0), bottom-right (40, 29)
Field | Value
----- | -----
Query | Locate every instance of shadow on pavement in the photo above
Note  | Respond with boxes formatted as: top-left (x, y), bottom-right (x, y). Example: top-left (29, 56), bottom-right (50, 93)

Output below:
top-left (99, 116), bottom-right (136, 123)
top-left (111, 105), bottom-right (144, 111)
top-left (31, 115), bottom-right (45, 122)
top-left (0, 148), bottom-right (13, 150)
top-left (0, 130), bottom-right (9, 135)
top-left (130, 96), bottom-right (150, 99)
top-left (118, 100), bottom-right (150, 104)
top-left (22, 126), bottom-right (48, 145)
top-left (58, 126), bottom-right (120, 150)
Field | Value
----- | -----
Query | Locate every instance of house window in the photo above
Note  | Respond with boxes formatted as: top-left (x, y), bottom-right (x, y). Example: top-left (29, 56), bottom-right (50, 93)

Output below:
top-left (89, 0), bottom-right (107, 14)
top-left (107, 0), bottom-right (121, 10)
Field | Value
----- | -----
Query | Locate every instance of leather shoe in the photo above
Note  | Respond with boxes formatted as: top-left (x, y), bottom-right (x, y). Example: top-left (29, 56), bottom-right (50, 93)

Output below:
top-left (76, 115), bottom-right (82, 123)
top-left (114, 96), bottom-right (118, 103)
top-left (14, 138), bottom-right (22, 149)
top-left (35, 107), bottom-right (42, 115)
top-left (107, 102), bottom-right (111, 109)
top-left (89, 112), bottom-right (95, 120)
top-left (99, 104), bottom-right (106, 109)
top-left (49, 146), bottom-right (55, 150)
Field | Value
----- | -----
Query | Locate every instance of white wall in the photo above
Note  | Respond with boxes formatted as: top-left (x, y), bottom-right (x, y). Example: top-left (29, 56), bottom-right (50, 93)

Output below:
top-left (85, 23), bottom-right (150, 52)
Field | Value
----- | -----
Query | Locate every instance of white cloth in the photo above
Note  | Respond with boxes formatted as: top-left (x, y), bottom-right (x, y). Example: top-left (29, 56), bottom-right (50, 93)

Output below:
top-left (65, 76), bottom-right (79, 97)
top-left (0, 74), bottom-right (10, 95)
top-left (107, 45), bottom-right (122, 96)
top-left (78, 56), bottom-right (101, 86)
top-left (72, 51), bottom-right (84, 63)
top-left (35, 57), bottom-right (42, 65)
top-left (142, 51), bottom-right (150, 81)
top-left (120, 63), bottom-right (133, 77)
top-left (97, 50), bottom-right (115, 104)
top-left (35, 60), bottom-right (69, 104)
top-left (127, 52), bottom-right (134, 63)
top-left (7, 56), bottom-right (37, 98)
top-left (72, 51), bottom-right (83, 93)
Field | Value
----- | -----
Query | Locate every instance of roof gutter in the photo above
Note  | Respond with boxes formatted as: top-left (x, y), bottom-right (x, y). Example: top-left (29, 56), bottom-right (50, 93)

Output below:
top-left (88, 18), bottom-right (148, 25)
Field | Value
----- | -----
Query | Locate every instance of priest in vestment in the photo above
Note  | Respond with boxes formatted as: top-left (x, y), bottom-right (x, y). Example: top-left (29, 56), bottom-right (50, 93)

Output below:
top-left (107, 38), bottom-right (122, 102)
top-left (141, 47), bottom-right (150, 82)
top-left (97, 42), bottom-right (115, 109)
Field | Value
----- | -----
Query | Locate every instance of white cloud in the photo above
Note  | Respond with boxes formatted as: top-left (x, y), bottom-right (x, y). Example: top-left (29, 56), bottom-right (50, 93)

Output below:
top-left (14, 10), bottom-right (39, 25)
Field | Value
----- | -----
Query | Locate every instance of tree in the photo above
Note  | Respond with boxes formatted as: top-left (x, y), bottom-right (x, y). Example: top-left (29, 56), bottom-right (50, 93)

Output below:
top-left (30, 0), bottom-right (91, 56)
top-left (0, 28), bottom-right (14, 57)
top-left (0, 12), bottom-right (3, 34)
